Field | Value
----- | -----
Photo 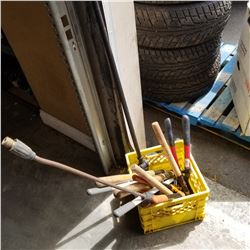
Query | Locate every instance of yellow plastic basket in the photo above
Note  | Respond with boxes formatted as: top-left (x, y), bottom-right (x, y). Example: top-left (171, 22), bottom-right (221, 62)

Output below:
top-left (126, 140), bottom-right (210, 234)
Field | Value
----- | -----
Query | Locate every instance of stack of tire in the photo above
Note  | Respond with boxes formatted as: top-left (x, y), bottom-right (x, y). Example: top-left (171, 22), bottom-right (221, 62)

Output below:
top-left (135, 1), bottom-right (232, 102)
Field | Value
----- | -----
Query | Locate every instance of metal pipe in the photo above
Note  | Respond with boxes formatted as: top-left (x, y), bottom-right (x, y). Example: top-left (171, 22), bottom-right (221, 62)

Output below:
top-left (93, 2), bottom-right (143, 163)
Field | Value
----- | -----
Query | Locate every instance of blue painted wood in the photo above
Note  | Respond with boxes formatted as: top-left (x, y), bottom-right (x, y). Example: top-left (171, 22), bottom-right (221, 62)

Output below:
top-left (234, 128), bottom-right (250, 143)
top-left (186, 82), bottom-right (224, 125)
top-left (164, 102), bottom-right (188, 115)
top-left (220, 44), bottom-right (237, 66)
top-left (143, 98), bottom-right (165, 108)
top-left (223, 55), bottom-right (237, 73)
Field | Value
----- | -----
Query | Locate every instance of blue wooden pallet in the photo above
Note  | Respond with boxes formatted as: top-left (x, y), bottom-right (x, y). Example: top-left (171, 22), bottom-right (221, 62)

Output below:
top-left (145, 44), bottom-right (250, 150)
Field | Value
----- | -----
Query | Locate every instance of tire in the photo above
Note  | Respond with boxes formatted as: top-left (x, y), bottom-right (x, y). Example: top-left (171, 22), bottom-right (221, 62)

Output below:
top-left (139, 37), bottom-right (221, 81)
top-left (135, 1), bottom-right (231, 49)
top-left (142, 53), bottom-right (220, 102)
top-left (138, 1), bottom-right (192, 4)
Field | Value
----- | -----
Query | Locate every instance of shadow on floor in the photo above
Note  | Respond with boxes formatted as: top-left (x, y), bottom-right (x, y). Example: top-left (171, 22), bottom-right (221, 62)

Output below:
top-left (2, 91), bottom-right (249, 249)
top-left (1, 92), bottom-right (107, 249)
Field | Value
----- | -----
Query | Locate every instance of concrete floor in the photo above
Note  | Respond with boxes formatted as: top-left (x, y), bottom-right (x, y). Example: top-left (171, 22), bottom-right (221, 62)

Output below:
top-left (2, 2), bottom-right (250, 250)
top-left (2, 93), bottom-right (250, 250)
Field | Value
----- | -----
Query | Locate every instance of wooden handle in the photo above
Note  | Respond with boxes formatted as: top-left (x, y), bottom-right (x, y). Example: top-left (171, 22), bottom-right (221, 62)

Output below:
top-left (152, 122), bottom-right (182, 177)
top-left (131, 164), bottom-right (173, 196)
top-left (132, 173), bottom-right (167, 186)
top-left (132, 174), bottom-right (149, 185)
top-left (113, 190), bottom-right (130, 199)
top-left (96, 170), bottom-right (156, 187)
top-left (166, 184), bottom-right (185, 197)
top-left (96, 174), bottom-right (132, 187)
top-left (151, 195), bottom-right (169, 204)
top-left (113, 183), bottom-right (151, 199)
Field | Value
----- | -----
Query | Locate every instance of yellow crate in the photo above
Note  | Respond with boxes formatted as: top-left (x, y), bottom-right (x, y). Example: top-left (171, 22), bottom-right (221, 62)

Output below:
top-left (126, 140), bottom-right (210, 234)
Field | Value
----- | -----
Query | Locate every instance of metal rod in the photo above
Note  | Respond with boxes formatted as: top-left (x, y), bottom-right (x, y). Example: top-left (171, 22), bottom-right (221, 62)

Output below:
top-left (93, 2), bottom-right (143, 163)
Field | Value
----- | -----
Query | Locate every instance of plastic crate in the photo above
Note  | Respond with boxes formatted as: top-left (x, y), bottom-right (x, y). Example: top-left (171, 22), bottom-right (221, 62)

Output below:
top-left (126, 140), bottom-right (210, 234)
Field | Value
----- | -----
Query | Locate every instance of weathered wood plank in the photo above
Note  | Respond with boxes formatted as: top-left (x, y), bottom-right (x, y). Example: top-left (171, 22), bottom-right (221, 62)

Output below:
top-left (220, 108), bottom-right (240, 132)
top-left (199, 87), bottom-right (232, 127)
top-left (186, 56), bottom-right (236, 125)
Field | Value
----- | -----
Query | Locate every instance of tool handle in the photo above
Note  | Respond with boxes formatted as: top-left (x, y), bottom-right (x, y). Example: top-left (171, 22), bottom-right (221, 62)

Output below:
top-left (164, 118), bottom-right (175, 147)
top-left (113, 189), bottom-right (130, 199)
top-left (132, 173), bottom-right (168, 186)
top-left (2, 137), bottom-right (36, 160)
top-left (2, 137), bottom-right (146, 199)
top-left (177, 175), bottom-right (190, 195)
top-left (96, 170), bottom-right (156, 187)
top-left (95, 174), bottom-right (132, 187)
top-left (132, 174), bottom-right (149, 185)
top-left (165, 184), bottom-right (185, 197)
top-left (152, 122), bottom-right (182, 177)
top-left (164, 118), bottom-right (180, 167)
top-left (182, 115), bottom-right (191, 146)
top-left (113, 182), bottom-right (151, 199)
top-left (87, 186), bottom-right (113, 195)
top-left (151, 195), bottom-right (169, 204)
top-left (132, 164), bottom-right (173, 196)
top-left (113, 197), bottom-right (142, 217)
top-left (182, 115), bottom-right (191, 172)
top-left (87, 181), bottom-right (136, 195)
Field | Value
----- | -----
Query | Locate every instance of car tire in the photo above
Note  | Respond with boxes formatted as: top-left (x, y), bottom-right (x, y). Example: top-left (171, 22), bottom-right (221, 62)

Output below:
top-left (135, 1), bottom-right (231, 49)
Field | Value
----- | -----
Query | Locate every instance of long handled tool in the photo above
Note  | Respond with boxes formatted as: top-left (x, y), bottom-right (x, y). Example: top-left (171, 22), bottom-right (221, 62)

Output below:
top-left (151, 122), bottom-right (190, 195)
top-left (2, 137), bottom-right (145, 196)
top-left (2, 137), bottom-right (170, 204)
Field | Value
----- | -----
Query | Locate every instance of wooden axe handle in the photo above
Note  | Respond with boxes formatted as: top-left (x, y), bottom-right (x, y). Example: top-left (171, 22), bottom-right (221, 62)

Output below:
top-left (131, 164), bottom-right (173, 196)
top-left (152, 122), bottom-right (182, 177)
top-left (133, 173), bottom-right (167, 185)
top-left (113, 183), bottom-right (151, 199)
top-left (96, 174), bottom-right (132, 187)
top-left (95, 170), bottom-right (156, 187)
top-left (132, 174), bottom-right (149, 185)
